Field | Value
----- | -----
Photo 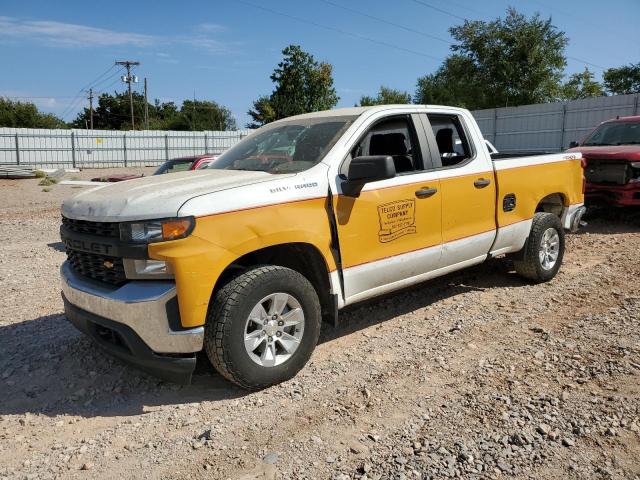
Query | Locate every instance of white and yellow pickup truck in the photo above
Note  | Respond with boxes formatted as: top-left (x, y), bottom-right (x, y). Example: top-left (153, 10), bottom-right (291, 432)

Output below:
top-left (60, 105), bottom-right (585, 389)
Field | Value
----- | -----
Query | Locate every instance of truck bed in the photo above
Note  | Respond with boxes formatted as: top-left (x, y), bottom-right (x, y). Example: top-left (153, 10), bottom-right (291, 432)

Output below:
top-left (490, 151), bottom-right (557, 160)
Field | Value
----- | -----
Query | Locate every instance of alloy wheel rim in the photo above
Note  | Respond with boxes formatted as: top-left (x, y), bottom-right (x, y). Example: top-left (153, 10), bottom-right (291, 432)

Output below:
top-left (243, 293), bottom-right (305, 367)
top-left (539, 228), bottom-right (560, 270)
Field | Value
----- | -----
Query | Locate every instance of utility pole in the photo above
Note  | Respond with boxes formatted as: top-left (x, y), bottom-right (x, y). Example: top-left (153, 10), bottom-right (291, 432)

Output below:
top-left (115, 60), bottom-right (140, 129)
top-left (143, 77), bottom-right (149, 130)
top-left (88, 88), bottom-right (94, 130)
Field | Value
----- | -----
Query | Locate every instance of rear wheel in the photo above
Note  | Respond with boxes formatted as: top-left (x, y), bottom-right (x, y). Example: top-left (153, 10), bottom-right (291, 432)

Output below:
top-left (514, 212), bottom-right (565, 283)
top-left (204, 265), bottom-right (321, 390)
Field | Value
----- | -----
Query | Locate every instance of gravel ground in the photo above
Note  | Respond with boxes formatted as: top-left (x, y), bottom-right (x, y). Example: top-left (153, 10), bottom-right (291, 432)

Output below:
top-left (0, 171), bottom-right (639, 480)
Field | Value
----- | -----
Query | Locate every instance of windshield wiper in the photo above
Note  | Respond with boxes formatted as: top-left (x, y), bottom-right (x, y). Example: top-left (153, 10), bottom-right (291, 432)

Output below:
top-left (615, 141), bottom-right (640, 145)
top-left (582, 142), bottom-right (614, 146)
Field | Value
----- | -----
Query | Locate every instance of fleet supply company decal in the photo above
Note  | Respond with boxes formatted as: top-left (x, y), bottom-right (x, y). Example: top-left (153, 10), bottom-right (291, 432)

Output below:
top-left (377, 199), bottom-right (416, 243)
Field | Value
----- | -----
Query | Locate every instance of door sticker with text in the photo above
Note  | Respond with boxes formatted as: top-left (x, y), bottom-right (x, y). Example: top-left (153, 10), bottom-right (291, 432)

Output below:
top-left (377, 199), bottom-right (416, 243)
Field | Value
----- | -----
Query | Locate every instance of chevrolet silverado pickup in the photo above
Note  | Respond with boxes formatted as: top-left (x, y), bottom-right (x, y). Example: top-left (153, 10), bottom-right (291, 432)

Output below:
top-left (60, 105), bottom-right (585, 389)
top-left (567, 115), bottom-right (640, 206)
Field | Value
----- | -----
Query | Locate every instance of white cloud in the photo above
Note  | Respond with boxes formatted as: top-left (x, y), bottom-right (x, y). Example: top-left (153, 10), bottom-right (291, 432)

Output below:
top-left (0, 16), bottom-right (156, 47)
top-left (196, 23), bottom-right (226, 33)
top-left (0, 16), bottom-right (236, 54)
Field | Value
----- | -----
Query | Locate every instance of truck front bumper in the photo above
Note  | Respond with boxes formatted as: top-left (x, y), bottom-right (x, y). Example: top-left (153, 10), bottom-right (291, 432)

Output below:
top-left (61, 261), bottom-right (204, 384)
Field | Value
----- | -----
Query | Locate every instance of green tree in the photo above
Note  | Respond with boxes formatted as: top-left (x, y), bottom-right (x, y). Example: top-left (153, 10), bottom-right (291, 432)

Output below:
top-left (559, 68), bottom-right (604, 100)
top-left (0, 98), bottom-right (68, 128)
top-left (71, 92), bottom-right (236, 130)
top-left (166, 100), bottom-right (237, 131)
top-left (359, 86), bottom-right (411, 106)
top-left (247, 45), bottom-right (339, 127)
top-left (247, 95), bottom-right (276, 129)
top-left (415, 7), bottom-right (568, 109)
top-left (603, 62), bottom-right (640, 95)
top-left (71, 91), bottom-right (146, 130)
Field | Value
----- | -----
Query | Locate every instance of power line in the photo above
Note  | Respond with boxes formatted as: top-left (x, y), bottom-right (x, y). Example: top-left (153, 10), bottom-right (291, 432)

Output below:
top-left (90, 66), bottom-right (126, 91)
top-left (234, 0), bottom-right (444, 62)
top-left (94, 75), bottom-right (125, 95)
top-left (409, 0), bottom-right (468, 22)
top-left (316, 0), bottom-right (451, 45)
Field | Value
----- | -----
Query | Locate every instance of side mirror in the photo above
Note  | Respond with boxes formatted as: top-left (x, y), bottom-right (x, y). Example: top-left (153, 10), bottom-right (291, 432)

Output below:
top-left (568, 141), bottom-right (579, 149)
top-left (342, 155), bottom-right (396, 197)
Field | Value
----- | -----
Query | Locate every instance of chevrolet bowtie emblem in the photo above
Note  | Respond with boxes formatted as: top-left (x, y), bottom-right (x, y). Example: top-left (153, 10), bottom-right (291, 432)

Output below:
top-left (103, 260), bottom-right (114, 269)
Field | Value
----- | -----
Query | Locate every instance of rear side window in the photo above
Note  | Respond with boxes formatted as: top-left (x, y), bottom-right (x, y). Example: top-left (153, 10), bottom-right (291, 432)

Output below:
top-left (351, 116), bottom-right (422, 174)
top-left (427, 114), bottom-right (472, 167)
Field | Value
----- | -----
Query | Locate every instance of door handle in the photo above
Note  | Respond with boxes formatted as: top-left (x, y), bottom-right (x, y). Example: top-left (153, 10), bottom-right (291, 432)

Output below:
top-left (415, 187), bottom-right (437, 198)
top-left (474, 178), bottom-right (491, 188)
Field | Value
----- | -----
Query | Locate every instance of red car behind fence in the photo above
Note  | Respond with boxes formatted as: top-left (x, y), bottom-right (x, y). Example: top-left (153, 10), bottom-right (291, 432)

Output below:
top-left (92, 155), bottom-right (220, 182)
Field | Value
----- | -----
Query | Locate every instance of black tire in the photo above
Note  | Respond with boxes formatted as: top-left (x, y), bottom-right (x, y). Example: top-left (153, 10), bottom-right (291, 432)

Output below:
top-left (514, 212), bottom-right (565, 283)
top-left (204, 265), bottom-right (321, 390)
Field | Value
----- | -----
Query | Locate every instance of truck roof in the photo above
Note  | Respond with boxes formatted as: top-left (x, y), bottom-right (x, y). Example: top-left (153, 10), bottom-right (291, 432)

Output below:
top-left (276, 104), bottom-right (468, 122)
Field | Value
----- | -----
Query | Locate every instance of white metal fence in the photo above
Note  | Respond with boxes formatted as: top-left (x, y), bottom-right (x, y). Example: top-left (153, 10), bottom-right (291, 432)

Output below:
top-left (2, 94), bottom-right (639, 168)
top-left (0, 128), bottom-right (251, 169)
top-left (472, 93), bottom-right (640, 153)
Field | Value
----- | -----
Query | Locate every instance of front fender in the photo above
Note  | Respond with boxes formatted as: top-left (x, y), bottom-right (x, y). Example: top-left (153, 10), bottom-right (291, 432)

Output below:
top-left (148, 197), bottom-right (335, 328)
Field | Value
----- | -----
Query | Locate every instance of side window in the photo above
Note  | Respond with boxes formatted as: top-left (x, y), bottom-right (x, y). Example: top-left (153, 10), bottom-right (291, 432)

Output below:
top-left (351, 116), bottom-right (421, 174)
top-left (427, 114), bottom-right (472, 167)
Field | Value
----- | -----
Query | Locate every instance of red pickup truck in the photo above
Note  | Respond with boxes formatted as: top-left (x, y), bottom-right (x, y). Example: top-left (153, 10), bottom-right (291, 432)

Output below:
top-left (567, 116), bottom-right (640, 206)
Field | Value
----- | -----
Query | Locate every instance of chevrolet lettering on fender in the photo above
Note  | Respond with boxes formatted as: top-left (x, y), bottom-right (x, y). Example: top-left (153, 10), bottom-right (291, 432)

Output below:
top-left (59, 105), bottom-right (586, 389)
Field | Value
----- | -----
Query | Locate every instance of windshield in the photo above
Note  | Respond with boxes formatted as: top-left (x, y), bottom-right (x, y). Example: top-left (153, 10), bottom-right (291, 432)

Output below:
top-left (582, 121), bottom-right (640, 146)
top-left (154, 159), bottom-right (194, 175)
top-left (207, 115), bottom-right (357, 174)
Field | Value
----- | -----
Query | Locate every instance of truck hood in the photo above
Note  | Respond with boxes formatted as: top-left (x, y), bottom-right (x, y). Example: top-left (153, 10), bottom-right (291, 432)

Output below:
top-left (567, 145), bottom-right (640, 161)
top-left (62, 169), bottom-right (290, 222)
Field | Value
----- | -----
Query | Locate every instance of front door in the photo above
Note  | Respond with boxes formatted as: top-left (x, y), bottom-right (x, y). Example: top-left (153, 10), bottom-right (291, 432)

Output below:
top-left (334, 114), bottom-right (443, 304)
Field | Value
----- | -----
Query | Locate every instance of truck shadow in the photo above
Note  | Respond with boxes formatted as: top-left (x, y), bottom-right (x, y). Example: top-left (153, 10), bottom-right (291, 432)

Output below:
top-left (580, 206), bottom-right (640, 235)
top-left (0, 259), bottom-right (528, 419)
top-left (320, 258), bottom-right (525, 344)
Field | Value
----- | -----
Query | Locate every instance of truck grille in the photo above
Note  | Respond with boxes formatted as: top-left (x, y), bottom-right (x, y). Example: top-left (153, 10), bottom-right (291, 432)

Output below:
top-left (62, 216), bottom-right (120, 238)
top-left (62, 216), bottom-right (126, 286)
top-left (584, 159), bottom-right (630, 185)
top-left (66, 248), bottom-right (127, 286)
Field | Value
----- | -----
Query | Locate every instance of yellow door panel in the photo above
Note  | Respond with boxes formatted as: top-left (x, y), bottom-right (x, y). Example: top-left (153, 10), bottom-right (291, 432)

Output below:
top-left (439, 170), bottom-right (497, 244)
top-left (335, 176), bottom-right (442, 269)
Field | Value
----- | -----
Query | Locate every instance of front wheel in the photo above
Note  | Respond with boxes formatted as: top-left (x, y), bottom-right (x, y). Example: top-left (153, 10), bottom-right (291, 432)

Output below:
top-left (204, 265), bottom-right (321, 390)
top-left (514, 212), bottom-right (565, 283)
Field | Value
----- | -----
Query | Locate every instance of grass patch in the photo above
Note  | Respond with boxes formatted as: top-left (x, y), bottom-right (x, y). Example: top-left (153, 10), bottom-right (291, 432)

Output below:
top-left (34, 170), bottom-right (47, 178)
top-left (38, 176), bottom-right (60, 186)
top-left (42, 187), bottom-right (52, 192)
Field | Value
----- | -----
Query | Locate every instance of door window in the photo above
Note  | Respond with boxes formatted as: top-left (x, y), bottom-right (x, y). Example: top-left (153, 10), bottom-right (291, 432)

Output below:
top-left (427, 114), bottom-right (473, 167)
top-left (351, 116), bottom-right (422, 174)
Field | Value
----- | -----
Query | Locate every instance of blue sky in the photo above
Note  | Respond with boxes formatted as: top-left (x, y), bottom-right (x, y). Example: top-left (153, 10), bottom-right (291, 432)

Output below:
top-left (1, 0), bottom-right (638, 128)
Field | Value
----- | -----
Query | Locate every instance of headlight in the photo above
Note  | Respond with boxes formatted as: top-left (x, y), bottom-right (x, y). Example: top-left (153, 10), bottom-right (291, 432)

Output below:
top-left (631, 162), bottom-right (640, 169)
top-left (119, 217), bottom-right (195, 243)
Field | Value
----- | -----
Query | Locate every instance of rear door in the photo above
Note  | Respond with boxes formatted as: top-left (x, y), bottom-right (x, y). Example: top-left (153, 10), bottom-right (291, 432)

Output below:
top-left (334, 113), bottom-right (443, 304)
top-left (424, 111), bottom-right (497, 267)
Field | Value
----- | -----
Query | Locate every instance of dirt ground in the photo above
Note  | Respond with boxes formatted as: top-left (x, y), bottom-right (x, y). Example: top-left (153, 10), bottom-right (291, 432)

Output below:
top-left (0, 170), bottom-right (639, 480)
